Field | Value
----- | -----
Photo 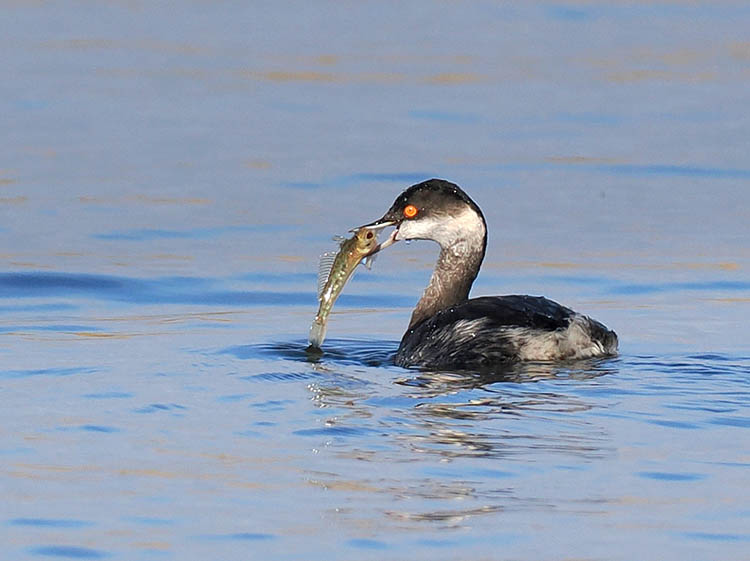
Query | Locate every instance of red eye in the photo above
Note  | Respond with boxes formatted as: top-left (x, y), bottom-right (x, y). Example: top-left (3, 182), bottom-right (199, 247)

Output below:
top-left (403, 204), bottom-right (418, 218)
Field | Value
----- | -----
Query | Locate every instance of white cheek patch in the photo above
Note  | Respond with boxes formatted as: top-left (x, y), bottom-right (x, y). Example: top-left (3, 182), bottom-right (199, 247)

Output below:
top-left (395, 216), bottom-right (441, 242)
top-left (396, 207), bottom-right (485, 250)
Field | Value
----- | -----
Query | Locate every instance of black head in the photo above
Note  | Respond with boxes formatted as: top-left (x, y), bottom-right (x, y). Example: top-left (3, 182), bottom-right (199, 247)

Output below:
top-left (383, 178), bottom-right (482, 223)
top-left (361, 179), bottom-right (486, 248)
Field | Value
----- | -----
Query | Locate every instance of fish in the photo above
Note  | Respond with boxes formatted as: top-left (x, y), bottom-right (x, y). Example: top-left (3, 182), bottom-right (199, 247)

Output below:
top-left (308, 227), bottom-right (380, 348)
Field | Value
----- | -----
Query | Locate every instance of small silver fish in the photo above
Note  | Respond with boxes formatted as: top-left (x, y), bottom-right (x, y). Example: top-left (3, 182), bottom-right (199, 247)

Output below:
top-left (308, 227), bottom-right (379, 348)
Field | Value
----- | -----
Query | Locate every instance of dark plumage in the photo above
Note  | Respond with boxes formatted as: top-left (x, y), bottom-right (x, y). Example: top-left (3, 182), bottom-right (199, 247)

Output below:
top-left (396, 295), bottom-right (617, 369)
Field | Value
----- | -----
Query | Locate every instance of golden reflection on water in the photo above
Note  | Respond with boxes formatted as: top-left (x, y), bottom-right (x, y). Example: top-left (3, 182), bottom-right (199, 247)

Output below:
top-left (588, 41), bottom-right (748, 82)
top-left (730, 41), bottom-right (750, 59)
top-left (256, 71), bottom-right (337, 83)
top-left (424, 72), bottom-right (483, 84)
top-left (606, 69), bottom-right (717, 84)
top-left (45, 37), bottom-right (749, 87)
top-left (37, 38), bottom-right (209, 55)
top-left (268, 54), bottom-right (476, 66)
top-left (545, 155), bottom-right (623, 165)
top-left (7, 261), bottom-right (53, 269)
top-left (147, 254), bottom-right (194, 262)
top-left (242, 158), bottom-right (272, 170)
top-left (0, 196), bottom-right (27, 204)
top-left (709, 297), bottom-right (750, 303)
top-left (73, 332), bottom-right (136, 339)
top-left (134, 541), bottom-right (171, 551)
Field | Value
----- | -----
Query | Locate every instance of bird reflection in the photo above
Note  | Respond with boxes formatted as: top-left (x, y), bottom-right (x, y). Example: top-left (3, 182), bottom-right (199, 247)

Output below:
top-left (297, 348), bottom-right (619, 530)
top-left (396, 357), bottom-right (618, 395)
top-left (304, 353), bottom-right (618, 461)
top-left (398, 359), bottom-right (617, 460)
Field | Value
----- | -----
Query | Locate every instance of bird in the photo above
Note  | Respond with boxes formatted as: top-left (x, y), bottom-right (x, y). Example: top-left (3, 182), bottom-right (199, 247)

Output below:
top-left (360, 178), bottom-right (618, 370)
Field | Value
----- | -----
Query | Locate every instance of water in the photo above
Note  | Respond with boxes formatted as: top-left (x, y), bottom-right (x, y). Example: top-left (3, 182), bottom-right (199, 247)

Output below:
top-left (2, 2), bottom-right (749, 560)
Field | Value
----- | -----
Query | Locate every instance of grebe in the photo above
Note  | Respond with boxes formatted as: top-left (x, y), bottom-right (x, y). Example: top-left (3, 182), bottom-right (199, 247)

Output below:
top-left (360, 178), bottom-right (618, 369)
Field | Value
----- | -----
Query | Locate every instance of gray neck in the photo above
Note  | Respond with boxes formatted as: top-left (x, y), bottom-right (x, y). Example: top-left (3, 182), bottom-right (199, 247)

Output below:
top-left (408, 231), bottom-right (486, 329)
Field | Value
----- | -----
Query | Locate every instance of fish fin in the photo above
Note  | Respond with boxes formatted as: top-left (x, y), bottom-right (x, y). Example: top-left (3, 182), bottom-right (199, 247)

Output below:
top-left (363, 252), bottom-right (377, 270)
top-left (308, 319), bottom-right (327, 348)
top-left (317, 251), bottom-right (338, 298)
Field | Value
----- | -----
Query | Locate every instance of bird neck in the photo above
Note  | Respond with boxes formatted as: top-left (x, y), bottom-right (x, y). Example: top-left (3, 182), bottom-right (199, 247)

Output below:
top-left (408, 220), bottom-right (486, 329)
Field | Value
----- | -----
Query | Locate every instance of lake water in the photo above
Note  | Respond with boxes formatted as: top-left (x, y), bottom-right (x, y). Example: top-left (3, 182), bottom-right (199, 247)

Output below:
top-left (2, 2), bottom-right (749, 560)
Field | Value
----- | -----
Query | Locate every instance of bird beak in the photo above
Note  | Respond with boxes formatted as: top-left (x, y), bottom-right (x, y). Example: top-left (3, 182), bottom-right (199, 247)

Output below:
top-left (353, 218), bottom-right (396, 232)
top-left (353, 218), bottom-right (399, 253)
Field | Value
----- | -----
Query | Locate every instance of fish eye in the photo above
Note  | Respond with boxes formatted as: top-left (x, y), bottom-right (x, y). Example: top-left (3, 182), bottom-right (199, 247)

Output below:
top-left (403, 204), bottom-right (419, 218)
top-left (366, 231), bottom-right (373, 239)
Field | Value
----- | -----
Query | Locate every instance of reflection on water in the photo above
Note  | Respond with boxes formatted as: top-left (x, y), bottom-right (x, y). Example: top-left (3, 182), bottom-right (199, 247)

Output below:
top-left (3, 0), bottom-right (750, 559)
top-left (398, 357), bottom-right (617, 388)
top-left (224, 338), bottom-right (399, 368)
top-left (303, 351), bottom-right (617, 470)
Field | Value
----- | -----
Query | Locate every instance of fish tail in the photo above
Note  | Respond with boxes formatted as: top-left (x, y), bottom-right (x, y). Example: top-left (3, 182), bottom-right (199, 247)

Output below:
top-left (308, 318), bottom-right (327, 348)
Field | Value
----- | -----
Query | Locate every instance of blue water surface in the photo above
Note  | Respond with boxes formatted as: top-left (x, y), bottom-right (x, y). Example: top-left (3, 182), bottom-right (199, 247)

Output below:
top-left (2, 2), bottom-right (749, 561)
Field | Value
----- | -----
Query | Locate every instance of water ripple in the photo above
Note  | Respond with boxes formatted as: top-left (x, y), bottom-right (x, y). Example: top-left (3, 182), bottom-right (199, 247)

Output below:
top-left (9, 518), bottom-right (93, 528)
top-left (637, 471), bottom-right (706, 482)
top-left (596, 163), bottom-right (750, 179)
top-left (0, 367), bottom-right (97, 380)
top-left (241, 371), bottom-right (323, 382)
top-left (346, 538), bottom-right (388, 550)
top-left (682, 531), bottom-right (750, 542)
top-left (133, 403), bottom-right (187, 414)
top-left (222, 339), bottom-right (399, 367)
top-left (29, 546), bottom-right (108, 559)
top-left (195, 532), bottom-right (276, 541)
top-left (0, 272), bottom-right (409, 308)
